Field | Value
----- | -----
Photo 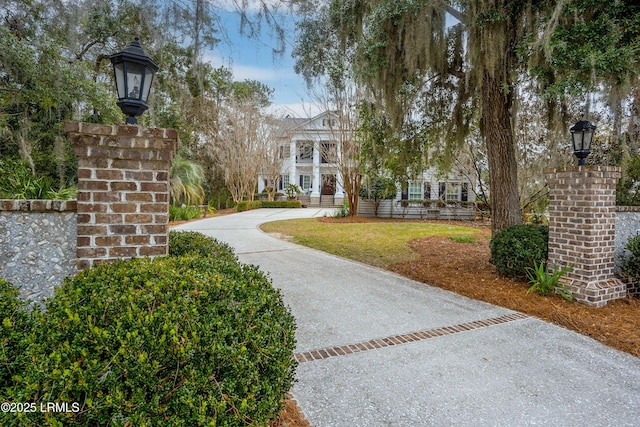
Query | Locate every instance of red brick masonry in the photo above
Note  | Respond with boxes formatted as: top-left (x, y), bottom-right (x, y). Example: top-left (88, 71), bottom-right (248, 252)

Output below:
top-left (65, 122), bottom-right (178, 270)
top-left (294, 313), bottom-right (529, 363)
top-left (546, 166), bottom-right (627, 307)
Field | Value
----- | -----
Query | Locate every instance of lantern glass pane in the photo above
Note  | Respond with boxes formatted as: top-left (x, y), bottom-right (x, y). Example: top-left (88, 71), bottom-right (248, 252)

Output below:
top-left (583, 130), bottom-right (593, 151)
top-left (141, 68), bottom-right (154, 102)
top-left (571, 131), bottom-right (580, 152)
top-left (126, 63), bottom-right (144, 99)
top-left (114, 63), bottom-right (125, 99)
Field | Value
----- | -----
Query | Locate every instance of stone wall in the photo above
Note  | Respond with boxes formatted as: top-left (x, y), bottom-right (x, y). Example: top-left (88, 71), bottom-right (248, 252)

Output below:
top-left (614, 207), bottom-right (640, 271)
top-left (615, 207), bottom-right (640, 296)
top-left (0, 200), bottom-right (77, 300)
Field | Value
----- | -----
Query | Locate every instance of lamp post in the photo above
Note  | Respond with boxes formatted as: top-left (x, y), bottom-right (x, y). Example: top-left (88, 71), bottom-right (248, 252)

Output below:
top-left (110, 37), bottom-right (158, 125)
top-left (570, 118), bottom-right (596, 166)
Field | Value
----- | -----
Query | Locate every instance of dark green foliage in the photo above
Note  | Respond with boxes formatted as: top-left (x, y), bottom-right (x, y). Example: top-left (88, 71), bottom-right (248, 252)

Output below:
top-left (2, 238), bottom-right (297, 426)
top-left (622, 234), bottom-right (640, 283)
top-left (0, 278), bottom-right (34, 396)
top-left (490, 224), bottom-right (549, 278)
top-left (0, 158), bottom-right (78, 200)
top-left (236, 201), bottom-right (265, 212)
top-left (169, 230), bottom-right (237, 263)
top-left (169, 204), bottom-right (202, 221)
top-left (261, 200), bottom-right (303, 209)
top-left (617, 157), bottom-right (640, 206)
top-left (236, 200), bottom-right (302, 212)
top-left (359, 176), bottom-right (397, 201)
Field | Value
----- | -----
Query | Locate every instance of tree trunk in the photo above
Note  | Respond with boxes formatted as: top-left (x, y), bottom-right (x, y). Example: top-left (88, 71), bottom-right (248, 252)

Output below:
top-left (481, 71), bottom-right (522, 233)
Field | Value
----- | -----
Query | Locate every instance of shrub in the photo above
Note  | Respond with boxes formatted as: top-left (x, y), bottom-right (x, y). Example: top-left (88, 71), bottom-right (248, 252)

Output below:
top-left (0, 158), bottom-right (76, 200)
top-left (236, 200), bottom-right (302, 212)
top-left (622, 234), bottom-right (640, 283)
top-left (261, 200), bottom-right (302, 209)
top-left (3, 254), bottom-right (297, 426)
top-left (169, 230), bottom-right (237, 262)
top-left (169, 204), bottom-right (202, 221)
top-left (332, 202), bottom-right (350, 218)
top-left (236, 200), bottom-right (263, 212)
top-left (525, 261), bottom-right (574, 301)
top-left (490, 224), bottom-right (549, 278)
top-left (0, 278), bottom-right (34, 396)
top-left (617, 156), bottom-right (640, 206)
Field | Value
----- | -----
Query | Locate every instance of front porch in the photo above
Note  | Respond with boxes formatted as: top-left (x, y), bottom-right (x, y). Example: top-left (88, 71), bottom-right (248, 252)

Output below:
top-left (297, 194), bottom-right (344, 208)
top-left (357, 199), bottom-right (476, 220)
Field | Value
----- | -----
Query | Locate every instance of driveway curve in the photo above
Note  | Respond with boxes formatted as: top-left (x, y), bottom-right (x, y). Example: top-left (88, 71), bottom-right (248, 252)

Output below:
top-left (175, 208), bottom-right (640, 427)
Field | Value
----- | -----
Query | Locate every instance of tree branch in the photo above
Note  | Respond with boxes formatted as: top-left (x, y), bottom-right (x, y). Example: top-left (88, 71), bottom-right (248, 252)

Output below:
top-left (445, 4), bottom-right (467, 26)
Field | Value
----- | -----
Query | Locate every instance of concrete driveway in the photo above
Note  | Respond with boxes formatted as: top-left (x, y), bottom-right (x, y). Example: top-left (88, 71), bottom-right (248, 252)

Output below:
top-left (175, 208), bottom-right (640, 427)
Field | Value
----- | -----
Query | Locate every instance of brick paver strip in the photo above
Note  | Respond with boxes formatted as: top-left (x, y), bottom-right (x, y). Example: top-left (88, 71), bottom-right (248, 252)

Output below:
top-left (295, 312), bottom-right (529, 363)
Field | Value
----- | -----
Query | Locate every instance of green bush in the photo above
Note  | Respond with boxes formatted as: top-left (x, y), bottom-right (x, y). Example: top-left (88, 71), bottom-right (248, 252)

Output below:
top-left (169, 230), bottom-right (237, 262)
top-left (0, 158), bottom-right (76, 200)
top-left (236, 200), bottom-right (302, 212)
top-left (490, 224), bottom-right (549, 278)
top-left (332, 202), bottom-right (350, 218)
top-left (525, 261), bottom-right (574, 301)
top-left (236, 200), bottom-right (263, 212)
top-left (261, 200), bottom-right (302, 209)
top-left (169, 204), bottom-right (202, 221)
top-left (617, 156), bottom-right (640, 206)
top-left (0, 278), bottom-right (34, 396)
top-left (2, 247), bottom-right (297, 425)
top-left (622, 234), bottom-right (640, 283)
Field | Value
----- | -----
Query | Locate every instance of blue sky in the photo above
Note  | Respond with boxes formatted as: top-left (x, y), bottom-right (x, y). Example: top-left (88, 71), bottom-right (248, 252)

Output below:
top-left (207, 4), bottom-right (320, 118)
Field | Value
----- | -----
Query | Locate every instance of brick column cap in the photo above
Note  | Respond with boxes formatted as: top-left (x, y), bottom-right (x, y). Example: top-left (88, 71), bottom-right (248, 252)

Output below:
top-left (544, 165), bottom-right (621, 177)
top-left (64, 121), bottom-right (179, 141)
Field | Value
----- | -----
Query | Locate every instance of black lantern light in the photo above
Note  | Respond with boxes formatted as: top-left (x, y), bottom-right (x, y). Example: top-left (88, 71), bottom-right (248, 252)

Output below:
top-left (570, 118), bottom-right (596, 166)
top-left (110, 37), bottom-right (158, 124)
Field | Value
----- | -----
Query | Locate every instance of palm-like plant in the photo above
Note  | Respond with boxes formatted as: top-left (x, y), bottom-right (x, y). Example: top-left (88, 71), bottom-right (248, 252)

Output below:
top-left (170, 156), bottom-right (205, 206)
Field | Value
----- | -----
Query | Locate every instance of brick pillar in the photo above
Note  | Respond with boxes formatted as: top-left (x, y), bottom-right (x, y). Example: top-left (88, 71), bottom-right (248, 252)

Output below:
top-left (546, 166), bottom-right (627, 307)
top-left (65, 122), bottom-right (178, 270)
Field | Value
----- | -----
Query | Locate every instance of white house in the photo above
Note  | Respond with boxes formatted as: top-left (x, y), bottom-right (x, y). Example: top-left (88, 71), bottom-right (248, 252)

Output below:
top-left (258, 111), bottom-right (477, 219)
top-left (258, 111), bottom-right (345, 207)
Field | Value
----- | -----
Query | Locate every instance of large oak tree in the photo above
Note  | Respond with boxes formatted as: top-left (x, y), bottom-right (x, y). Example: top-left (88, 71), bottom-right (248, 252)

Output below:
top-left (295, 0), bottom-right (640, 232)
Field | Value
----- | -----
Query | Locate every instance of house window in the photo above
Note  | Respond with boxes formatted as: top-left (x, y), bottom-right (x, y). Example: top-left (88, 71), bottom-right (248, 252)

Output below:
top-left (279, 144), bottom-right (291, 159)
top-left (424, 182), bottom-right (432, 200)
top-left (297, 141), bottom-right (313, 163)
top-left (322, 119), bottom-right (336, 127)
top-left (279, 175), bottom-right (290, 190)
top-left (439, 181), bottom-right (461, 202)
top-left (408, 181), bottom-right (423, 200)
top-left (321, 141), bottom-right (337, 163)
top-left (300, 175), bottom-right (312, 191)
top-left (447, 182), bottom-right (461, 202)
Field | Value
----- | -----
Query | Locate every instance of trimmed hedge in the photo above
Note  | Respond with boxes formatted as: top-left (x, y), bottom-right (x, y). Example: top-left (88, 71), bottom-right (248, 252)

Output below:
top-left (1, 234), bottom-right (297, 426)
top-left (0, 278), bottom-right (33, 395)
top-left (490, 224), bottom-right (549, 278)
top-left (236, 200), bottom-right (302, 212)
top-left (169, 230), bottom-right (236, 261)
top-left (622, 234), bottom-right (640, 283)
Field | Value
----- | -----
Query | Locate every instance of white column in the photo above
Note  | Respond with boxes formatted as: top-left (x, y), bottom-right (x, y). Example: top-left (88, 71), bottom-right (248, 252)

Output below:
top-left (311, 143), bottom-right (321, 205)
top-left (334, 172), bottom-right (344, 206)
top-left (289, 140), bottom-right (296, 191)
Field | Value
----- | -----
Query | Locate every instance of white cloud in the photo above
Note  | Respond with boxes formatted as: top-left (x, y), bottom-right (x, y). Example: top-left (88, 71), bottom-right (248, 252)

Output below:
top-left (204, 54), bottom-right (295, 82)
top-left (232, 63), bottom-right (289, 81)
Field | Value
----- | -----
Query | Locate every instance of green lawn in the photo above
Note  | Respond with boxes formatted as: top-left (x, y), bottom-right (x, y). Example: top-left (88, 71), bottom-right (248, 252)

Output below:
top-left (260, 219), bottom-right (482, 267)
